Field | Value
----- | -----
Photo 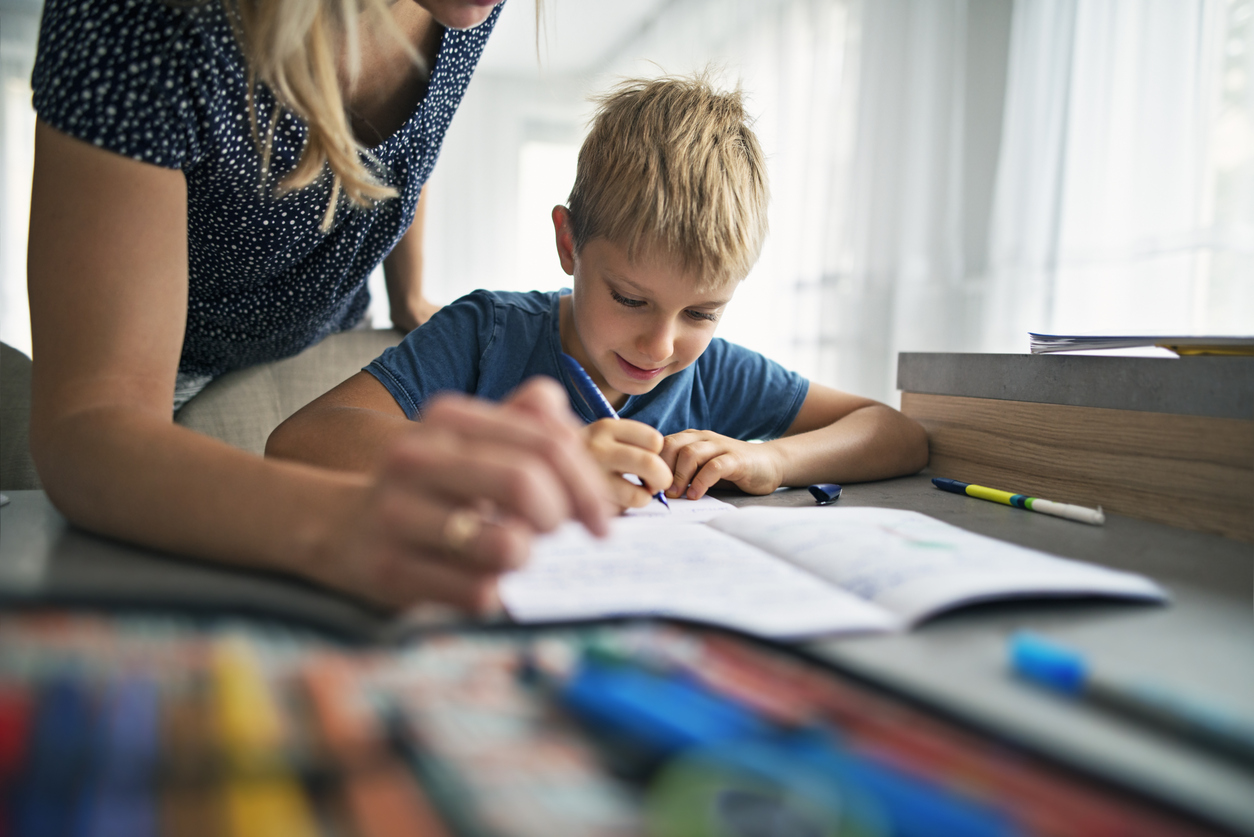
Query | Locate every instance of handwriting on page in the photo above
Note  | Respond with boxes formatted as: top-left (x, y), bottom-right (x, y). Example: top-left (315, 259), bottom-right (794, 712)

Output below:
top-left (708, 507), bottom-right (1166, 624)
top-left (499, 519), bottom-right (898, 639)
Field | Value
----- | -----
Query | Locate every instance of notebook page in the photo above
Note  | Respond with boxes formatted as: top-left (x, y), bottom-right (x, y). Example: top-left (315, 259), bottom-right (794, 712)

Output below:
top-left (622, 493), bottom-right (737, 522)
top-left (707, 507), bottom-right (1168, 626)
top-left (500, 517), bottom-right (899, 639)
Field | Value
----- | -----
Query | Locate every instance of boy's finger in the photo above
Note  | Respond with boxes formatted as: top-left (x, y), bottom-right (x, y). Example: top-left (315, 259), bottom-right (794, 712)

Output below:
top-left (606, 448), bottom-right (671, 494)
top-left (608, 476), bottom-right (653, 510)
top-left (686, 455), bottom-right (733, 500)
top-left (659, 430), bottom-right (705, 469)
top-left (669, 441), bottom-right (719, 497)
top-left (609, 420), bottom-right (665, 453)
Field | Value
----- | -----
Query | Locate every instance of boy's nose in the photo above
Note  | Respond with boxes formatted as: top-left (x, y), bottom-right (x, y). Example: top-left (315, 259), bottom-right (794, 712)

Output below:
top-left (637, 319), bottom-right (674, 363)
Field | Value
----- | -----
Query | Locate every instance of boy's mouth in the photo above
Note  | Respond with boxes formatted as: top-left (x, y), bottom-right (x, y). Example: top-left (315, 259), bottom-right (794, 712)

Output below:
top-left (615, 353), bottom-right (667, 382)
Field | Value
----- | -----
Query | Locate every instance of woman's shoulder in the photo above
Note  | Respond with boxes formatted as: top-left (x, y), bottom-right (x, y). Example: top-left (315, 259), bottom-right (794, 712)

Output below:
top-left (34, 0), bottom-right (223, 72)
top-left (32, 0), bottom-right (234, 168)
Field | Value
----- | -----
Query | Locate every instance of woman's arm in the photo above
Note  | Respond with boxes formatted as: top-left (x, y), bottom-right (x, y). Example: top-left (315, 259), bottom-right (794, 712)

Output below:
top-left (27, 121), bottom-right (607, 610)
top-left (383, 186), bottom-right (440, 332)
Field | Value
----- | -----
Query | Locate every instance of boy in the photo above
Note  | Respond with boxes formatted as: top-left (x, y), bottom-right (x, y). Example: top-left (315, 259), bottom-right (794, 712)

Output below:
top-left (267, 75), bottom-right (928, 512)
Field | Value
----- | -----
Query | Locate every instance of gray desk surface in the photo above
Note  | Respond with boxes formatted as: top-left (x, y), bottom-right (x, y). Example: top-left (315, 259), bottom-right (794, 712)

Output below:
top-left (2, 477), bottom-right (1252, 832)
top-left (897, 352), bottom-right (1254, 418)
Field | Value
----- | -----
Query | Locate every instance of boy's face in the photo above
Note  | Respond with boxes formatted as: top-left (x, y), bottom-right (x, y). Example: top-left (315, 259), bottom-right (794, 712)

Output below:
top-left (553, 207), bottom-right (736, 410)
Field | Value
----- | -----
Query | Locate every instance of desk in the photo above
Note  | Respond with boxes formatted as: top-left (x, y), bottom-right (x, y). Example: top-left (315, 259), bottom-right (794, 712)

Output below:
top-left (2, 479), bottom-right (1252, 833)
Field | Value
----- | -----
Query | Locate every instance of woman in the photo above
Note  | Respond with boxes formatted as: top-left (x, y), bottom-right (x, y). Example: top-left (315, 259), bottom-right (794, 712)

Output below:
top-left (26, 0), bottom-right (609, 611)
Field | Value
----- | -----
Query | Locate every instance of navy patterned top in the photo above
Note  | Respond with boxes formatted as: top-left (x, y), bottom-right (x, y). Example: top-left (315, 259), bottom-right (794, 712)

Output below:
top-left (31, 0), bottom-right (499, 394)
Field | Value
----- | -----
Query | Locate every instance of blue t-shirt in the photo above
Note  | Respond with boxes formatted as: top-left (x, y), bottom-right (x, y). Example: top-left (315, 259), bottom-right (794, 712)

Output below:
top-left (31, 0), bottom-right (499, 380)
top-left (366, 290), bottom-right (811, 439)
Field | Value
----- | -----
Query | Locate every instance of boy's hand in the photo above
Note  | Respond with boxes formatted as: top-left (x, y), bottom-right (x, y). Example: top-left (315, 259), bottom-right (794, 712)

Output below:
top-left (580, 419), bottom-right (672, 511)
top-left (662, 430), bottom-right (785, 500)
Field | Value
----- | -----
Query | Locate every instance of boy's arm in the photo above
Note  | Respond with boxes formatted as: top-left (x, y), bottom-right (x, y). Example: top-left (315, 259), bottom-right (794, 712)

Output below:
top-left (662, 383), bottom-right (929, 500)
top-left (770, 383), bottom-right (929, 483)
top-left (271, 291), bottom-right (493, 471)
top-left (267, 372), bottom-right (413, 472)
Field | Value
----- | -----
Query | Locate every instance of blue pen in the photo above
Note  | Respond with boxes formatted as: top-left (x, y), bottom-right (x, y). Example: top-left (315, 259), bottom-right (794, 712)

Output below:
top-left (1011, 632), bottom-right (1254, 767)
top-left (558, 353), bottom-right (669, 510)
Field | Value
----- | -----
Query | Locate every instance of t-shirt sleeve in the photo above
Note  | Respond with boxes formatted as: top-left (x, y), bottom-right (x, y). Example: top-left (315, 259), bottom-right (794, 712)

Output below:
top-left (31, 0), bottom-right (207, 169)
top-left (364, 291), bottom-right (498, 420)
top-left (694, 339), bottom-right (810, 440)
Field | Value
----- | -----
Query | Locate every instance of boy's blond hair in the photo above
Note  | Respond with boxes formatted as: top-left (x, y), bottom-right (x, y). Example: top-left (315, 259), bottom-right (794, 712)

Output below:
top-left (566, 73), bottom-right (769, 288)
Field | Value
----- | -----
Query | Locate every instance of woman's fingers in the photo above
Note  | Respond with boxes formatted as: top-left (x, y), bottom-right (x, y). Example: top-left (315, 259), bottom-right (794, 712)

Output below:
top-left (383, 427), bottom-right (574, 535)
top-left (372, 485), bottom-right (532, 573)
top-left (338, 379), bottom-right (623, 612)
top-left (506, 379), bottom-right (615, 534)
top-left (356, 538), bottom-right (505, 613)
top-left (424, 383), bottom-right (612, 536)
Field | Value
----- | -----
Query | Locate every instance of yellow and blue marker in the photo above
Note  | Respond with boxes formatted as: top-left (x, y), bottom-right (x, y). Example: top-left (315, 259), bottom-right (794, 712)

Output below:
top-left (932, 478), bottom-right (1105, 525)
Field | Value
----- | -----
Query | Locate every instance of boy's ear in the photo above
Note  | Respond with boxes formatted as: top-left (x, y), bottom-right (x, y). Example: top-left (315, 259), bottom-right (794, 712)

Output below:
top-left (552, 206), bottom-right (576, 277)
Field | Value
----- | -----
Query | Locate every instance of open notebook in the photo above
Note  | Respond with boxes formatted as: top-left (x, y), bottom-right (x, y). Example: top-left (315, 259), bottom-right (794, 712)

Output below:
top-left (500, 502), bottom-right (1168, 640)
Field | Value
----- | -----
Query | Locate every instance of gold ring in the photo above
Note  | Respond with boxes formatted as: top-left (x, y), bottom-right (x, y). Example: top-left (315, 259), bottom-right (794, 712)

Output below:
top-left (442, 508), bottom-right (483, 554)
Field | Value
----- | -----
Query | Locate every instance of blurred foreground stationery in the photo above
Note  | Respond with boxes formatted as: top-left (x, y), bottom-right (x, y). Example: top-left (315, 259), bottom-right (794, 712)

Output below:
top-left (499, 507), bottom-right (1168, 639)
top-left (4, 616), bottom-right (1223, 837)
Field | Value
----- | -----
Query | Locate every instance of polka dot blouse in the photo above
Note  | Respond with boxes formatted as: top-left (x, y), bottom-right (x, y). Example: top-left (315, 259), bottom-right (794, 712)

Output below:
top-left (31, 0), bottom-right (499, 384)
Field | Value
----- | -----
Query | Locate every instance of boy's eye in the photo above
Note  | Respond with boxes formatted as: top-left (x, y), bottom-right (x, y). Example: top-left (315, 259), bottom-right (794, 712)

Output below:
top-left (686, 309), bottom-right (719, 322)
top-left (610, 289), bottom-right (646, 308)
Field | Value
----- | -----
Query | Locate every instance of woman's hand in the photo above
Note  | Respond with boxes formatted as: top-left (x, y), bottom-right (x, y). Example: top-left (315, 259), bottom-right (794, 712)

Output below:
top-left (661, 430), bottom-right (786, 500)
top-left (383, 186), bottom-right (436, 333)
top-left (579, 419), bottom-right (672, 512)
top-left (390, 295), bottom-right (441, 333)
top-left (319, 378), bottom-right (612, 612)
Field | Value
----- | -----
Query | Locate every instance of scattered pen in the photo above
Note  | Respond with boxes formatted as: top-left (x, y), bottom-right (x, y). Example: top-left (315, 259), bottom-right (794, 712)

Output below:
top-left (558, 353), bottom-right (669, 510)
top-left (1010, 632), bottom-right (1254, 767)
top-left (932, 478), bottom-right (1104, 525)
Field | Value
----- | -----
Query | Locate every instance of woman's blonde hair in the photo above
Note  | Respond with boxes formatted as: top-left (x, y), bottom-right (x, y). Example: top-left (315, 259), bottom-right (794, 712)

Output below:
top-left (224, 0), bottom-right (415, 231)
top-left (566, 72), bottom-right (770, 288)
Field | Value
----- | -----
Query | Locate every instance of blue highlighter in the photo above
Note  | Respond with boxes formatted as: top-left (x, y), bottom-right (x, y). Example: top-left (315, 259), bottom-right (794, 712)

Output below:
top-left (1010, 632), bottom-right (1254, 767)
top-left (808, 484), bottom-right (842, 505)
top-left (558, 353), bottom-right (669, 510)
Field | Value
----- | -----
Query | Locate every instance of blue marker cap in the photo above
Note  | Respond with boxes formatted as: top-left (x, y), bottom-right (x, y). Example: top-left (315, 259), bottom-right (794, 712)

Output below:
top-left (808, 484), bottom-right (842, 505)
top-left (562, 659), bottom-right (767, 759)
top-left (1009, 632), bottom-right (1088, 695)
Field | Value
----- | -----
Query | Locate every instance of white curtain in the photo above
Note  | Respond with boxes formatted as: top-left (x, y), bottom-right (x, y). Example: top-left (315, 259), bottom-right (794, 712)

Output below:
top-left (985, 0), bottom-right (1254, 347)
top-left (407, 0), bottom-right (1254, 404)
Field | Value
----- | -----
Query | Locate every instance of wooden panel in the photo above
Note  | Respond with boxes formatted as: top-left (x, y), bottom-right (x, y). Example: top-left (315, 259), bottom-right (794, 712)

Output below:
top-left (901, 393), bottom-right (1254, 542)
